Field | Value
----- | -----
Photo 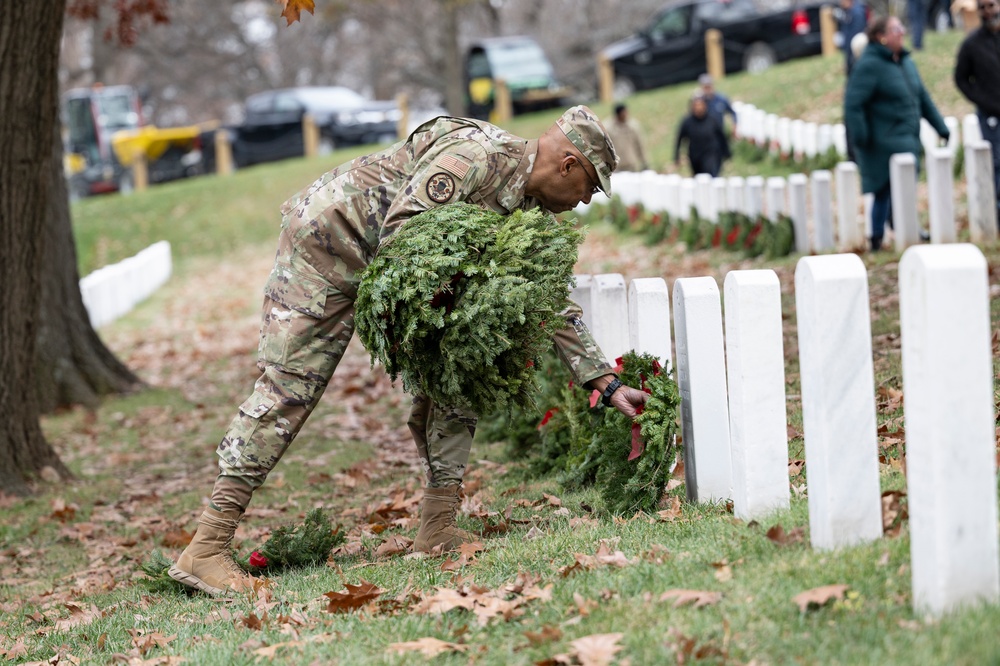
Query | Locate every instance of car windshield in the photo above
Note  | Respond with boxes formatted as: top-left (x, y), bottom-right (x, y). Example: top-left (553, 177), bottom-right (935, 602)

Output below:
top-left (486, 42), bottom-right (554, 82)
top-left (292, 87), bottom-right (367, 112)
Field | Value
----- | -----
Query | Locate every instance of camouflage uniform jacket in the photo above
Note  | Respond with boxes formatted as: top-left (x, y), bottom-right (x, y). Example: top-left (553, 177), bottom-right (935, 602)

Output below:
top-left (276, 115), bottom-right (613, 387)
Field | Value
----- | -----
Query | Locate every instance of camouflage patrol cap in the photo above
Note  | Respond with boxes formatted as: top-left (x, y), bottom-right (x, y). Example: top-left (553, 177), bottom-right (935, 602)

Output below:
top-left (556, 105), bottom-right (619, 195)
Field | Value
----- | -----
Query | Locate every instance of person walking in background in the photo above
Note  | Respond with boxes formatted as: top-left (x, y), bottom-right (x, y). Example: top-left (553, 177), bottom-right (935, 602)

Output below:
top-left (674, 92), bottom-right (731, 177)
top-left (845, 16), bottom-right (950, 251)
top-left (907, 0), bottom-right (929, 49)
top-left (835, 0), bottom-right (868, 74)
top-left (605, 103), bottom-right (649, 172)
top-left (954, 0), bottom-right (1000, 223)
top-left (697, 74), bottom-right (737, 132)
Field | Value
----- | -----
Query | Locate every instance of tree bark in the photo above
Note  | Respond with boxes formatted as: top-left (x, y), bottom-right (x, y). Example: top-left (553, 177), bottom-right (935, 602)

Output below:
top-left (0, 1), bottom-right (73, 494)
top-left (439, 0), bottom-right (465, 116)
top-left (34, 123), bottom-right (142, 414)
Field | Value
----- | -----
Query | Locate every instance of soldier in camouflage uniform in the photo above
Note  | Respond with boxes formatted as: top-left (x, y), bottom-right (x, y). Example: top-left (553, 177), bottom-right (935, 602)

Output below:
top-left (170, 105), bottom-right (650, 596)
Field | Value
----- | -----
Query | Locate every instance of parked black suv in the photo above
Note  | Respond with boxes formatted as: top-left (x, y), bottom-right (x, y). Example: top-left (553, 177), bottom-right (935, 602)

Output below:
top-left (205, 86), bottom-right (401, 170)
top-left (601, 0), bottom-right (824, 97)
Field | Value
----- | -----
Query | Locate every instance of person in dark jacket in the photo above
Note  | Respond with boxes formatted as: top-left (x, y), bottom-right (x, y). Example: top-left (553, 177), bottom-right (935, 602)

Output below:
top-left (674, 93), bottom-right (731, 177)
top-left (954, 0), bottom-right (1000, 223)
top-left (836, 0), bottom-right (868, 74)
top-left (844, 16), bottom-right (950, 251)
top-left (698, 74), bottom-right (737, 131)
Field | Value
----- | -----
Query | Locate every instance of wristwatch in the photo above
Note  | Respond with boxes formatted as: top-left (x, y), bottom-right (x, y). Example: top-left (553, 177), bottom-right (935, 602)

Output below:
top-left (601, 378), bottom-right (623, 407)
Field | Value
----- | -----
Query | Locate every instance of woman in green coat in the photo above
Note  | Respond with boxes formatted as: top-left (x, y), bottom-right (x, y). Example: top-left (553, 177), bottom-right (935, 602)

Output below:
top-left (844, 16), bottom-right (950, 251)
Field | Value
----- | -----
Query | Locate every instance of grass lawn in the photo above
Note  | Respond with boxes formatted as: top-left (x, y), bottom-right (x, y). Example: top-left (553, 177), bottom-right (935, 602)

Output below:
top-left (2, 32), bottom-right (998, 665)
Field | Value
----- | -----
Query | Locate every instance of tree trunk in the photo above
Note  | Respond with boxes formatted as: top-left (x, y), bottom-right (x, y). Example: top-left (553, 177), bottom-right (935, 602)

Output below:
top-left (0, 1), bottom-right (73, 494)
top-left (34, 123), bottom-right (142, 414)
top-left (440, 0), bottom-right (465, 116)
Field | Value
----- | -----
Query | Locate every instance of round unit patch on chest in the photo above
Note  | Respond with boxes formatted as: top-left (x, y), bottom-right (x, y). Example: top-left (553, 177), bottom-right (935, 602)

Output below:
top-left (426, 172), bottom-right (456, 203)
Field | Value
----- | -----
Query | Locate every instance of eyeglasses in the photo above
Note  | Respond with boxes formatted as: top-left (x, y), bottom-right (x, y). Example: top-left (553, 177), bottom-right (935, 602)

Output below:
top-left (568, 152), bottom-right (600, 195)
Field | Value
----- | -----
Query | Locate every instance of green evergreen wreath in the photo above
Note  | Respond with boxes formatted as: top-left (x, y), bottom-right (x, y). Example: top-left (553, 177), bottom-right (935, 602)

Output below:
top-left (355, 203), bottom-right (585, 415)
top-left (572, 352), bottom-right (681, 515)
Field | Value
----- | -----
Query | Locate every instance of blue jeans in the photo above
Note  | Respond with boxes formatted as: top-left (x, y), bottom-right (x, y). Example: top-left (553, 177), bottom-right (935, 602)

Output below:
top-left (871, 183), bottom-right (892, 250)
top-left (979, 112), bottom-right (1000, 223)
top-left (908, 0), bottom-right (927, 49)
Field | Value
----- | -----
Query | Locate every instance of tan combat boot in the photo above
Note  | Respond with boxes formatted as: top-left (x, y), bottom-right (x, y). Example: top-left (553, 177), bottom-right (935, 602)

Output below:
top-left (168, 508), bottom-right (250, 595)
top-left (413, 484), bottom-right (476, 554)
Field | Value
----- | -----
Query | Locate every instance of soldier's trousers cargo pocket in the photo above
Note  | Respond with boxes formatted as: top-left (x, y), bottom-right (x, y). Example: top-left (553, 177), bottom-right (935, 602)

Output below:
top-left (233, 391), bottom-right (276, 443)
top-left (216, 390), bottom-right (277, 479)
top-left (259, 262), bottom-right (330, 373)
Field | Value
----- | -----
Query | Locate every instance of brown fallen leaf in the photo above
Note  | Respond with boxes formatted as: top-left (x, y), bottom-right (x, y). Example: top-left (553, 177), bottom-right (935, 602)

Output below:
top-left (658, 589), bottom-right (722, 608)
top-left (324, 580), bottom-right (383, 613)
top-left (787, 459), bottom-right (805, 477)
top-left (411, 587), bottom-right (477, 615)
top-left (543, 493), bottom-right (563, 507)
top-left (160, 528), bottom-right (193, 548)
top-left (389, 636), bottom-right (468, 657)
top-left (457, 541), bottom-right (485, 557)
top-left (766, 524), bottom-right (805, 546)
top-left (565, 632), bottom-right (625, 666)
top-left (274, 0), bottom-right (315, 26)
top-left (655, 496), bottom-right (682, 522)
top-left (881, 490), bottom-right (908, 537)
top-left (50, 497), bottom-right (78, 522)
top-left (375, 535), bottom-right (412, 558)
top-left (54, 602), bottom-right (103, 631)
top-left (792, 584), bottom-right (849, 612)
top-left (128, 628), bottom-right (177, 655)
top-left (524, 624), bottom-right (563, 646)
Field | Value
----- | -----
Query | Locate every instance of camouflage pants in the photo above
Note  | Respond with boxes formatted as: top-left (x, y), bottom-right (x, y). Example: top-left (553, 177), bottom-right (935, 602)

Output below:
top-left (407, 395), bottom-right (477, 487)
top-left (216, 227), bottom-right (475, 489)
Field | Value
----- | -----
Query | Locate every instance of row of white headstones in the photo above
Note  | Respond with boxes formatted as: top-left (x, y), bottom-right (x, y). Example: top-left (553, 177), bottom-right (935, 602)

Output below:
top-left (730, 101), bottom-right (985, 166)
top-left (79, 241), bottom-right (172, 329)
top-left (581, 142), bottom-right (999, 254)
top-left (570, 245), bottom-right (999, 618)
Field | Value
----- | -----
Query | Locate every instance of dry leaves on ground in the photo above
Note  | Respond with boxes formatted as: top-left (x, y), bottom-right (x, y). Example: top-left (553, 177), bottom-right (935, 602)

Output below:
top-left (881, 490), bottom-right (908, 537)
top-left (559, 540), bottom-right (636, 577)
top-left (658, 589), bottom-right (722, 608)
top-left (654, 496), bottom-right (683, 522)
top-left (766, 524), bottom-right (806, 546)
top-left (792, 584), bottom-right (850, 612)
top-left (411, 572), bottom-right (553, 626)
top-left (388, 636), bottom-right (468, 657)
top-left (543, 632), bottom-right (625, 666)
top-left (324, 580), bottom-right (383, 613)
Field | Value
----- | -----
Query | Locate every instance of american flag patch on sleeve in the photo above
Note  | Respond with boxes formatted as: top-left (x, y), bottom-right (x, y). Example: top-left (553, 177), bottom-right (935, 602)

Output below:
top-left (437, 154), bottom-right (471, 179)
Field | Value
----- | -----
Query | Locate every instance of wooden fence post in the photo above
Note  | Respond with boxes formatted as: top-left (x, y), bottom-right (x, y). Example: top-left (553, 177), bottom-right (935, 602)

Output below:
top-left (705, 29), bottom-right (725, 81)
top-left (133, 154), bottom-right (148, 192)
top-left (395, 92), bottom-right (409, 142)
top-left (303, 113), bottom-right (319, 158)
top-left (820, 6), bottom-right (838, 57)
top-left (492, 79), bottom-right (513, 124)
top-left (214, 130), bottom-right (233, 176)
top-left (597, 53), bottom-right (615, 104)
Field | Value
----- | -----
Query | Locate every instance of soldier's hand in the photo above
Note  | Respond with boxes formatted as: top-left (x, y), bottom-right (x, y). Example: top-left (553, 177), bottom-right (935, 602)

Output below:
top-left (610, 384), bottom-right (649, 419)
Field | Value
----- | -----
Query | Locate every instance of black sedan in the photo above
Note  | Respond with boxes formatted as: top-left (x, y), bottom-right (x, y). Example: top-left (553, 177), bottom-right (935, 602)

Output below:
top-left (206, 86), bottom-right (402, 170)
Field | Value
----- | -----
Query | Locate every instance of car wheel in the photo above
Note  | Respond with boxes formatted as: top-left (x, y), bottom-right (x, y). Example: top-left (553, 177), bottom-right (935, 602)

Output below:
top-left (318, 136), bottom-right (336, 156)
top-left (612, 75), bottom-right (636, 101)
top-left (744, 42), bottom-right (776, 74)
